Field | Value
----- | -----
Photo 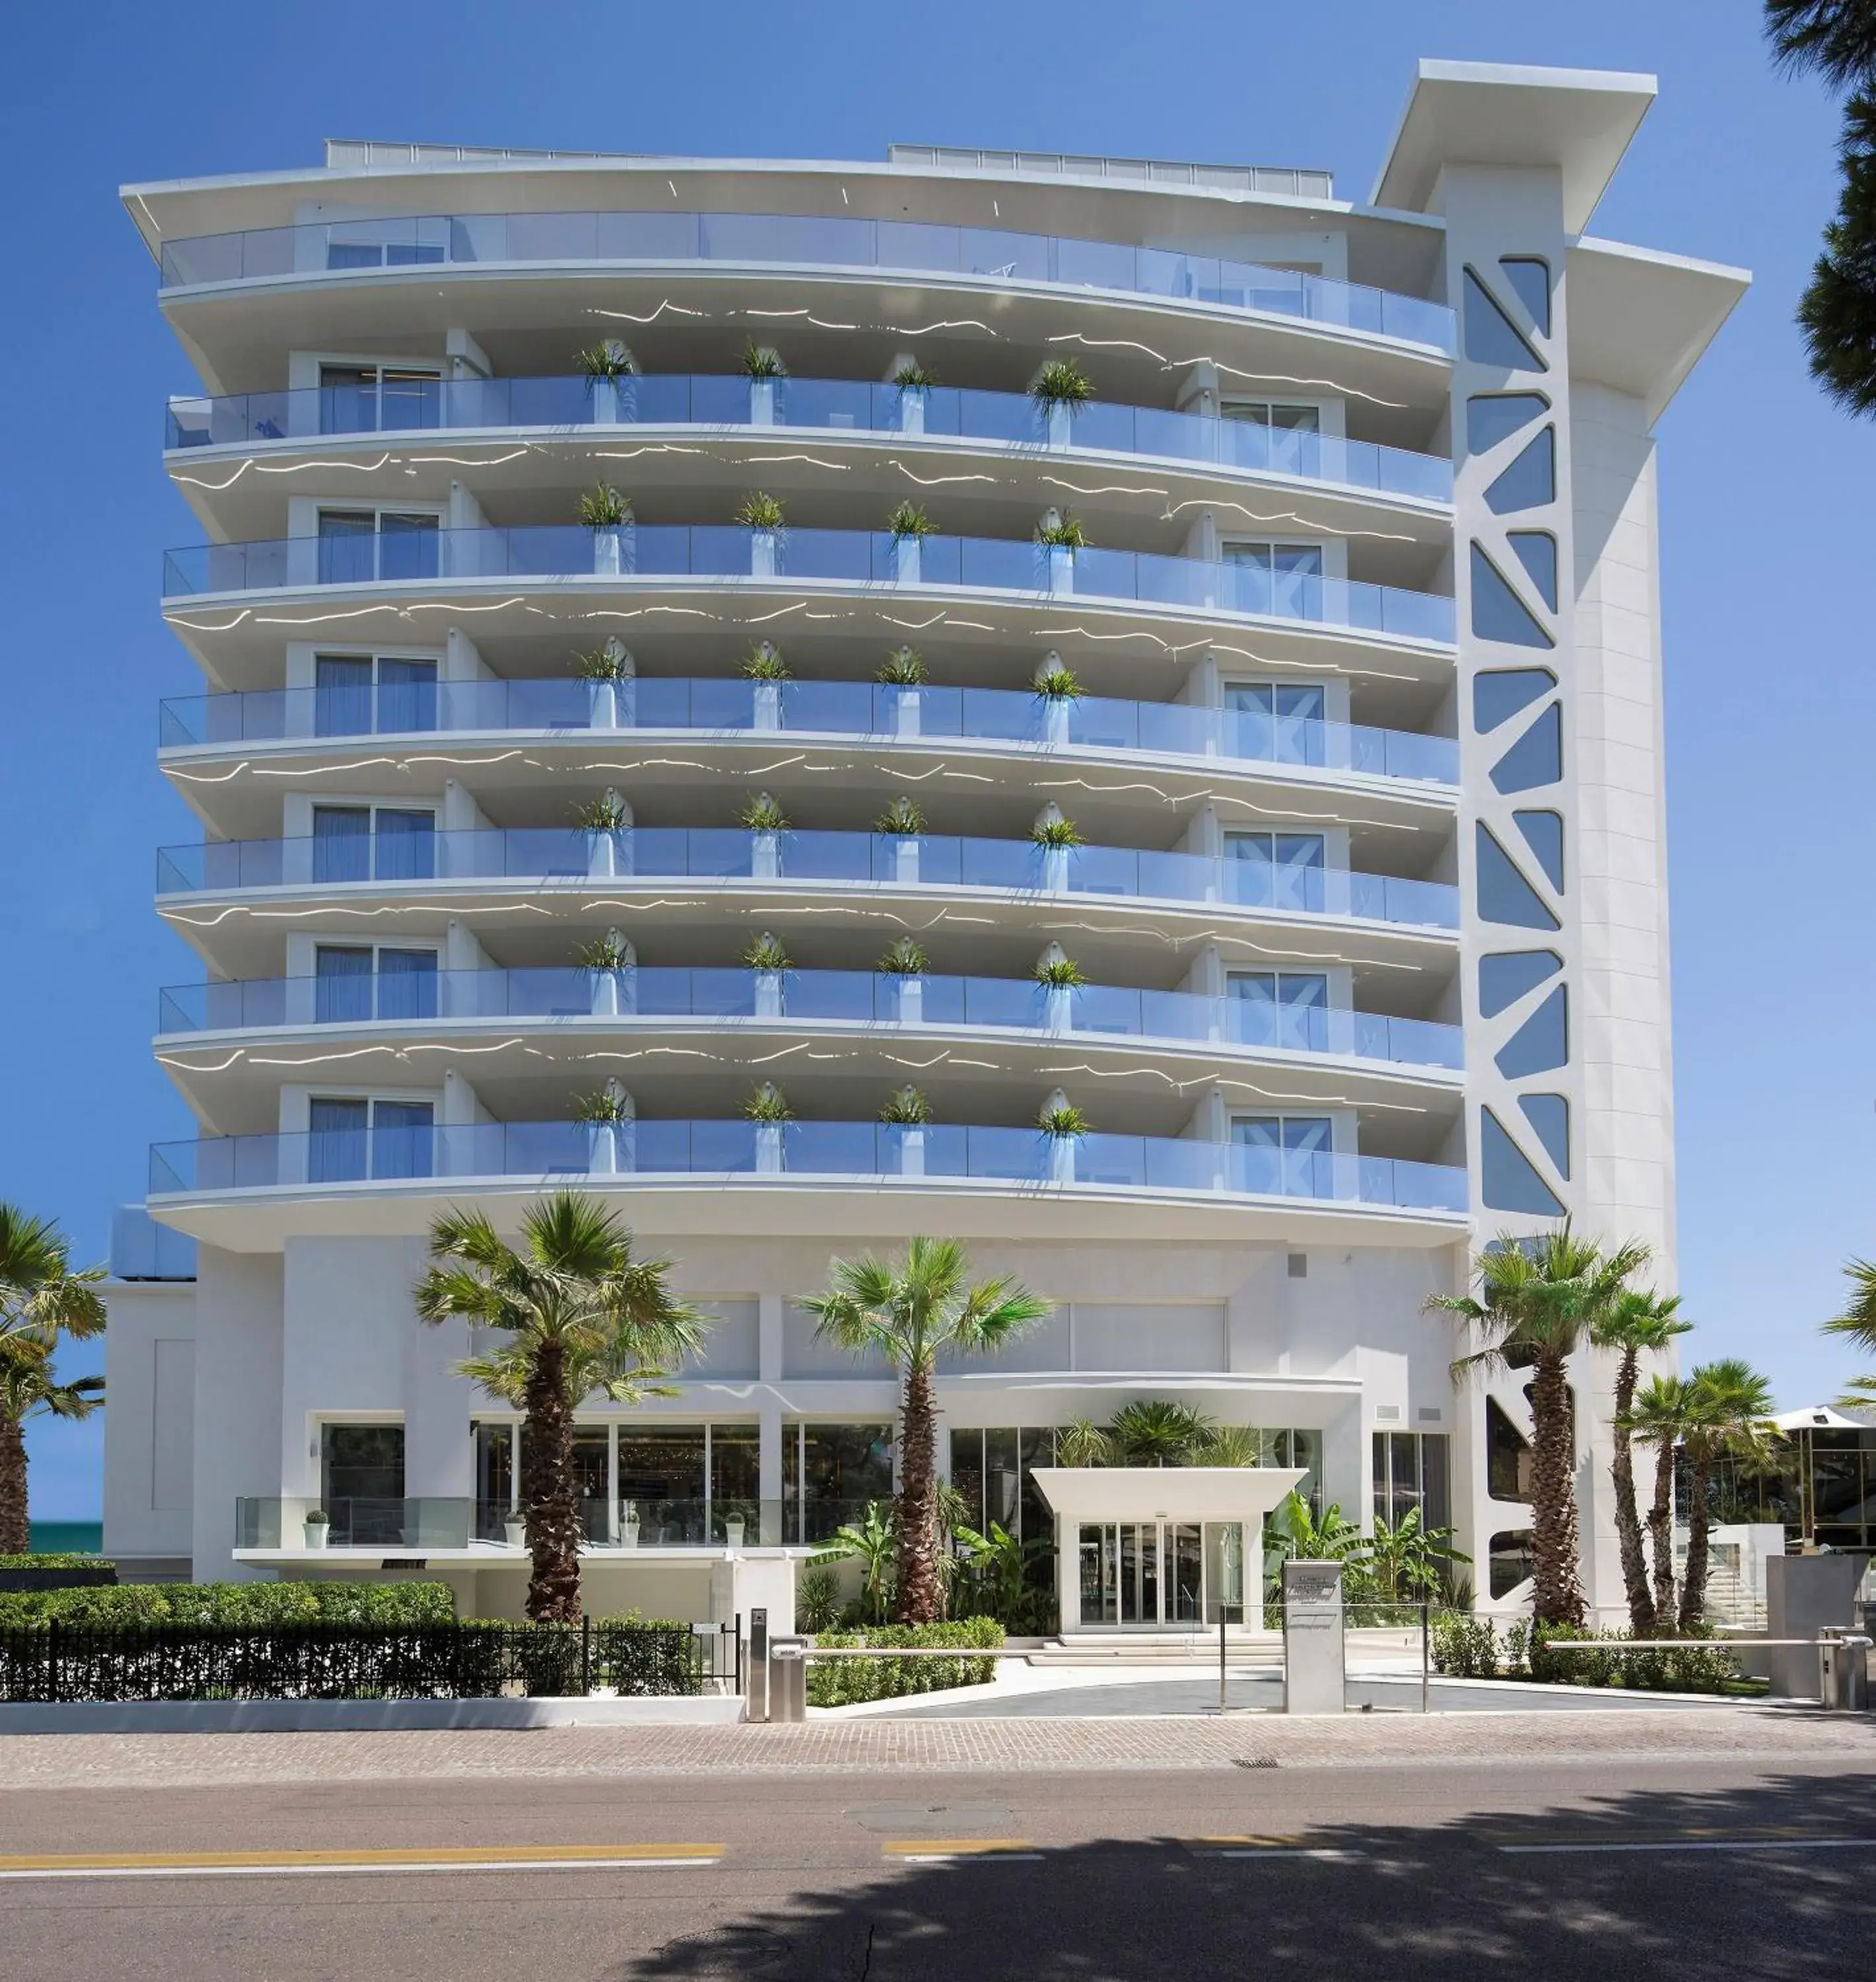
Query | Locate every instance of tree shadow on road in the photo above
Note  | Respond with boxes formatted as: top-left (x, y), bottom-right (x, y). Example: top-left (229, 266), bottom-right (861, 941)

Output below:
top-left (615, 1766), bottom-right (1876, 1981)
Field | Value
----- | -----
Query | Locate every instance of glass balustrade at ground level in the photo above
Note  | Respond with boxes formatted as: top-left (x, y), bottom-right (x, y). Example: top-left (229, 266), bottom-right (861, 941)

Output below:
top-left (153, 826), bottom-right (1461, 931)
top-left (157, 965), bottom-right (1464, 1071)
top-left (157, 676), bottom-right (1459, 785)
top-left (234, 1495), bottom-right (870, 1549)
top-left (159, 524), bottom-right (1457, 644)
top-left (154, 1119), bottom-right (1467, 1214)
top-left (163, 372), bottom-right (1452, 502)
top-left (157, 209), bottom-right (1456, 352)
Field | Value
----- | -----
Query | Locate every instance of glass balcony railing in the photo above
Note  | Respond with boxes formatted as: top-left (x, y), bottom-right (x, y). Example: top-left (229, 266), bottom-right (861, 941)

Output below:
top-left (157, 965), bottom-right (1464, 1072)
top-left (164, 372), bottom-right (1453, 503)
top-left (158, 677), bottom-right (1459, 785)
top-left (156, 209), bottom-right (1456, 352)
top-left (154, 1119), bottom-right (1468, 1216)
top-left (234, 1494), bottom-right (867, 1550)
top-left (153, 826), bottom-right (1461, 932)
top-left (161, 523), bottom-right (1456, 644)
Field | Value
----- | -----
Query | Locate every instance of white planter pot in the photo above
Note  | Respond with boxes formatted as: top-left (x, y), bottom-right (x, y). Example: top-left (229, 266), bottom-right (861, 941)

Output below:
top-left (724, 1516), bottom-right (746, 1549)
top-left (1044, 984), bottom-right (1073, 1033)
top-left (753, 681), bottom-right (782, 731)
top-left (587, 831), bottom-right (616, 879)
top-left (899, 386), bottom-right (926, 435)
top-left (504, 1518), bottom-right (526, 1549)
top-left (593, 529), bottom-right (621, 577)
top-left (894, 537), bottom-right (921, 586)
top-left (751, 531), bottom-right (777, 579)
top-left (589, 969), bottom-right (620, 1017)
top-left (896, 1126), bottom-right (927, 1177)
top-left (587, 680), bottom-right (618, 730)
top-left (1048, 545), bottom-right (1075, 594)
top-left (892, 838), bottom-right (920, 886)
top-left (1047, 401), bottom-right (1074, 449)
top-left (1047, 1136), bottom-right (1078, 1185)
top-left (621, 1520), bottom-right (641, 1550)
top-left (755, 1122), bottom-right (785, 1174)
top-left (895, 976), bottom-right (924, 1025)
top-left (893, 687), bottom-right (921, 737)
top-left (1040, 845), bottom-right (1071, 893)
top-left (303, 1520), bottom-right (329, 1551)
top-left (591, 378), bottom-right (620, 426)
top-left (587, 1121), bottom-right (619, 1177)
top-left (754, 968), bottom-right (784, 1018)
top-left (752, 832), bottom-right (781, 882)
top-left (750, 379), bottom-right (776, 426)
top-left (1044, 698), bottom-right (1071, 748)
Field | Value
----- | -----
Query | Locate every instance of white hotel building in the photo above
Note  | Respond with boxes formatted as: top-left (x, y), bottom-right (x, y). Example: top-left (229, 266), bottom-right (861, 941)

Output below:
top-left (102, 62), bottom-right (1745, 1629)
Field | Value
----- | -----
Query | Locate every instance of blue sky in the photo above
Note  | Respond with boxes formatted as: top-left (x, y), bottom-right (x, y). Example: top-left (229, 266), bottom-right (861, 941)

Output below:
top-left (1, 1), bottom-right (1869, 1517)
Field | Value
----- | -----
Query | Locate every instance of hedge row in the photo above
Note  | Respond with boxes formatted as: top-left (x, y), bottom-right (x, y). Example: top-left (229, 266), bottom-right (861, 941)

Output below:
top-left (807, 1619), bottom-right (1004, 1707)
top-left (1431, 1613), bottom-right (1741, 1693)
top-left (0, 1580), bottom-right (458, 1629)
top-left (0, 1555), bottom-right (114, 1572)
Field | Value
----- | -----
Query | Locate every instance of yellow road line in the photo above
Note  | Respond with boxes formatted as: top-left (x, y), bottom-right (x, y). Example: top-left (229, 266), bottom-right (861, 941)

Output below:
top-left (882, 1839), bottom-right (1039, 1860)
top-left (0, 1843), bottom-right (724, 1881)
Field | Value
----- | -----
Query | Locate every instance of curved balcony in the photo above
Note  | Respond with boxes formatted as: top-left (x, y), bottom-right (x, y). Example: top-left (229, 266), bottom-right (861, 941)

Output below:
top-left (154, 827), bottom-right (1461, 933)
top-left (148, 1119), bottom-right (1468, 1218)
top-left (156, 966), bottom-right (1464, 1074)
top-left (161, 524), bottom-right (1457, 647)
top-left (155, 209), bottom-right (1456, 353)
top-left (164, 373), bottom-right (1453, 505)
top-left (158, 677), bottom-right (1459, 788)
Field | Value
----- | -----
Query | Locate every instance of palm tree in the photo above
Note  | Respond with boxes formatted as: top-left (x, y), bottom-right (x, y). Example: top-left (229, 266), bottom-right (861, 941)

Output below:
top-left (1105, 1399), bottom-right (1211, 1467)
top-left (1427, 1224), bottom-right (1649, 1627)
top-left (1678, 1359), bottom-right (1780, 1633)
top-left (1824, 1257), bottom-right (1876, 1407)
top-left (1618, 1373), bottom-right (1696, 1631)
top-left (1593, 1289), bottom-right (1692, 1634)
top-left (799, 1237), bottom-right (1049, 1625)
top-left (0, 1206), bottom-right (107, 1555)
top-left (415, 1193), bottom-right (704, 1621)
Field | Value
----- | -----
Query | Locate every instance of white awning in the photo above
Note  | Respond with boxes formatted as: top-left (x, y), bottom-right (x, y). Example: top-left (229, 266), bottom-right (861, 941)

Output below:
top-left (1774, 1405), bottom-right (1871, 1431)
top-left (1029, 1466), bottom-right (1305, 1525)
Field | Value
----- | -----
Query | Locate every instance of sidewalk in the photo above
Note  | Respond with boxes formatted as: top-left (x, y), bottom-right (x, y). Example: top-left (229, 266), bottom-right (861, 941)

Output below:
top-left (0, 1703), bottom-right (1865, 1790)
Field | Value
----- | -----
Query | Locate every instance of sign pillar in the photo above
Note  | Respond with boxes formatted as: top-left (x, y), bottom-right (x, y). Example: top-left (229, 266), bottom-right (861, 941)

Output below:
top-left (1281, 1560), bottom-right (1344, 1716)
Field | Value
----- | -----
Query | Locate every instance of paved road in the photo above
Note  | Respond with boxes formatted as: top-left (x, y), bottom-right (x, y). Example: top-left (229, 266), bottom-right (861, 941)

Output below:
top-left (2, 1737), bottom-right (1872, 1979)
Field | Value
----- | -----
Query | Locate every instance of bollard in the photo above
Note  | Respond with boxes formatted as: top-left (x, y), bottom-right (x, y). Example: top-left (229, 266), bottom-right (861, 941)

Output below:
top-left (747, 1606), bottom-right (769, 1722)
top-left (769, 1640), bottom-right (808, 1722)
top-left (1820, 1629), bottom-right (1872, 1710)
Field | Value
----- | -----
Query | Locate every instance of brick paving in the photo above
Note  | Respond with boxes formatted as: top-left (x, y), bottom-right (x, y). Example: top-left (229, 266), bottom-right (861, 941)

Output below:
top-left (1, 1706), bottom-right (1869, 1789)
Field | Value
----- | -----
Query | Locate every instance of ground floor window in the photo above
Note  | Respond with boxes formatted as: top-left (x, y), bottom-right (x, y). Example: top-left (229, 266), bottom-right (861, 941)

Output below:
top-left (472, 1418), bottom-right (760, 1544)
top-left (1077, 1520), bottom-right (1245, 1627)
top-left (949, 1426), bottom-right (1058, 1545)
top-left (783, 1422), bottom-right (892, 1544)
top-left (1372, 1431), bottom-right (1451, 1530)
top-left (320, 1423), bottom-right (404, 1545)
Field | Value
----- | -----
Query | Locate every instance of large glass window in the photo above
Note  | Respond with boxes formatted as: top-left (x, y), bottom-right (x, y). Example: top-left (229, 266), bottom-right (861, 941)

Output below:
top-left (312, 803), bottom-right (436, 884)
top-left (472, 1422), bottom-right (514, 1539)
top-left (1224, 682), bottom-right (1326, 765)
top-left (321, 1423), bottom-right (404, 1544)
top-left (573, 1429), bottom-right (611, 1541)
top-left (1486, 1397), bottom-right (1532, 1502)
top-left (949, 1426), bottom-right (1059, 1545)
top-left (318, 364), bottom-right (442, 436)
top-left (1223, 831), bottom-right (1326, 913)
top-left (1221, 540), bottom-right (1324, 619)
top-left (784, 1422), bottom-right (892, 1543)
top-left (1373, 1431), bottom-right (1451, 1530)
top-left (314, 653), bottom-right (439, 737)
top-left (307, 1095), bottom-right (433, 1182)
top-left (1226, 972), bottom-right (1330, 1052)
top-left (316, 508), bottom-right (441, 584)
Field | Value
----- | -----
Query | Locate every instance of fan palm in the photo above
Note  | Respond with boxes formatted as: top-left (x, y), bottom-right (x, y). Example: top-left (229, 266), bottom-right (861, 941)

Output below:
top-left (1823, 1257), bottom-right (1876, 1407)
top-left (415, 1193), bottom-right (704, 1621)
top-left (1105, 1399), bottom-right (1211, 1467)
top-left (0, 1206), bottom-right (108, 1555)
top-left (799, 1237), bottom-right (1048, 1623)
top-left (1426, 1224), bottom-right (1649, 1627)
top-left (1593, 1288), bottom-right (1692, 1634)
top-left (1678, 1359), bottom-right (1780, 1633)
top-left (1616, 1374), bottom-right (1696, 1629)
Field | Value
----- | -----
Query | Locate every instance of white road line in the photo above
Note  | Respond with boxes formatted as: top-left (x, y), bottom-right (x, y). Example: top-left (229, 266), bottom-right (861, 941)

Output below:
top-left (1499, 1838), bottom-right (1876, 1857)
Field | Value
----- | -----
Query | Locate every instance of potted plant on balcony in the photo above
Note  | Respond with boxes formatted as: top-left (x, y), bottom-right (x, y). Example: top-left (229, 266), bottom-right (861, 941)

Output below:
top-left (503, 1510), bottom-right (527, 1549)
top-left (741, 639), bottom-right (789, 730)
top-left (303, 1507), bottom-right (330, 1550)
top-left (1032, 803), bottom-right (1083, 891)
top-left (574, 638), bottom-right (635, 729)
top-left (620, 1498), bottom-right (641, 1549)
top-left (744, 1081), bottom-right (793, 1174)
top-left (738, 491), bottom-right (786, 578)
top-left (578, 484), bottom-right (635, 576)
top-left (880, 1083), bottom-right (932, 1177)
top-left (1035, 509), bottom-right (1089, 593)
top-left (1037, 1089), bottom-right (1089, 1186)
top-left (877, 934), bottom-right (928, 1024)
top-left (573, 789), bottom-right (631, 877)
top-left (742, 342), bottom-right (787, 425)
top-left (1032, 356), bottom-right (1094, 448)
top-left (576, 928), bottom-right (635, 1016)
top-left (1033, 652), bottom-right (1083, 746)
top-left (877, 643), bottom-right (927, 736)
top-left (1034, 943), bottom-right (1085, 1031)
top-left (890, 355), bottom-right (938, 433)
top-left (875, 795), bottom-right (925, 885)
top-left (575, 1080), bottom-right (635, 1177)
top-left (886, 501), bottom-right (937, 587)
top-left (744, 930), bottom-right (790, 1018)
top-left (575, 339), bottom-right (638, 425)
top-left (723, 1510), bottom-right (746, 1549)
top-left (740, 790), bottom-right (789, 883)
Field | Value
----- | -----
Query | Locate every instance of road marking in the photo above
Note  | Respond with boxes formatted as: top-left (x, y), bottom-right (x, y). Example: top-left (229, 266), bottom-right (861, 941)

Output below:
top-left (1184, 1836), bottom-right (1363, 1861)
top-left (883, 1839), bottom-right (1042, 1863)
top-left (0, 1845), bottom-right (724, 1883)
top-left (1498, 1837), bottom-right (1876, 1858)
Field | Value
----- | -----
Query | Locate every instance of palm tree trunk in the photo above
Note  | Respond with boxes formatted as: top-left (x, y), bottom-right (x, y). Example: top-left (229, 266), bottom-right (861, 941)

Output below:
top-left (894, 1357), bottom-right (941, 1625)
top-left (1609, 1353), bottom-right (1655, 1635)
top-left (1647, 1435), bottom-right (1678, 1627)
top-left (0, 1414), bottom-right (28, 1557)
top-left (1527, 1352), bottom-right (1587, 1628)
top-left (523, 1339), bottom-right (582, 1623)
top-left (1678, 1453), bottom-right (1712, 1634)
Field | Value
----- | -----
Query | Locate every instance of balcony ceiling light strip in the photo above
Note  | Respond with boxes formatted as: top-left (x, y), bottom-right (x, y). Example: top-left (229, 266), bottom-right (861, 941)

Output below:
top-left (1042, 332), bottom-right (1414, 410)
top-left (583, 301), bottom-right (705, 324)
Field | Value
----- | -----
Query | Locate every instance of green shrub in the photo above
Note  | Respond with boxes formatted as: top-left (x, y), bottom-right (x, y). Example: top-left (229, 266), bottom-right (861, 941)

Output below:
top-left (0, 1579), bottom-right (457, 1629)
top-left (0, 1555), bottom-right (113, 1572)
top-left (807, 1618), bottom-right (1003, 1707)
top-left (1430, 1612), bottom-right (1740, 1694)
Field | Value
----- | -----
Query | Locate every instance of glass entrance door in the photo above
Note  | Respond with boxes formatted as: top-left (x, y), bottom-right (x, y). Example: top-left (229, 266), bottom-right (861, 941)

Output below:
top-left (1078, 1521), bottom-right (1247, 1627)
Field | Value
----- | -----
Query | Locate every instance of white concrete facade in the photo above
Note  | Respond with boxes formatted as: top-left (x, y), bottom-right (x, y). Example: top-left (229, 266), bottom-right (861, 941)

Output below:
top-left (105, 60), bottom-right (1743, 1624)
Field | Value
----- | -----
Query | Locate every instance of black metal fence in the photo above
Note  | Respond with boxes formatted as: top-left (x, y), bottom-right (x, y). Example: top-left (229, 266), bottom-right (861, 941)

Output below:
top-left (0, 1621), bottom-right (721, 1703)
